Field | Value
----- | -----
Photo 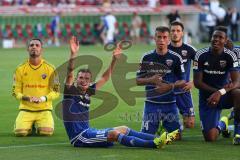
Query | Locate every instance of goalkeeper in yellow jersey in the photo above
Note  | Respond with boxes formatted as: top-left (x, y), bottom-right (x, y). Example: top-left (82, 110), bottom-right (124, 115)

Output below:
top-left (12, 38), bottom-right (60, 136)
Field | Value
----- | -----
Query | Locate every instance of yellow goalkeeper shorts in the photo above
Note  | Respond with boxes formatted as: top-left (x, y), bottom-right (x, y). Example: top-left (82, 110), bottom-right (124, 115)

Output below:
top-left (14, 110), bottom-right (54, 131)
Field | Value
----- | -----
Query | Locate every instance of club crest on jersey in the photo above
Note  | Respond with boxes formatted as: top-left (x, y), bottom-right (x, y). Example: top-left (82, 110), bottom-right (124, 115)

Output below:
top-left (41, 74), bottom-right (47, 79)
top-left (166, 59), bottom-right (173, 67)
top-left (204, 61), bottom-right (209, 66)
top-left (220, 60), bottom-right (226, 68)
top-left (181, 50), bottom-right (188, 56)
top-left (149, 61), bottom-right (154, 65)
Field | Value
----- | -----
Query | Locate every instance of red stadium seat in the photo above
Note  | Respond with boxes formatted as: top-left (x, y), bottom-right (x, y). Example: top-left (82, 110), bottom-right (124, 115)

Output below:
top-left (45, 23), bottom-right (53, 38)
top-left (25, 24), bottom-right (34, 38)
top-left (140, 21), bottom-right (152, 43)
top-left (117, 22), bottom-right (130, 40)
top-left (11, 24), bottom-right (24, 41)
top-left (3, 24), bottom-right (13, 39)
top-left (65, 23), bottom-right (73, 36)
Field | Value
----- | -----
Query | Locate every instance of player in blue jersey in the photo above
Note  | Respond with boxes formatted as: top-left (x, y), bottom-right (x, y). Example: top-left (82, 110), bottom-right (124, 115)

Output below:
top-left (168, 21), bottom-right (196, 129)
top-left (193, 26), bottom-right (240, 144)
top-left (62, 36), bottom-right (179, 148)
top-left (225, 39), bottom-right (240, 63)
top-left (224, 40), bottom-right (240, 122)
top-left (136, 26), bottom-right (186, 139)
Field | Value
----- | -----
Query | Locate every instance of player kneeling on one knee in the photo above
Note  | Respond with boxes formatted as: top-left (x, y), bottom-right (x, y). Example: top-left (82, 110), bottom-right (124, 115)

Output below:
top-left (193, 26), bottom-right (240, 144)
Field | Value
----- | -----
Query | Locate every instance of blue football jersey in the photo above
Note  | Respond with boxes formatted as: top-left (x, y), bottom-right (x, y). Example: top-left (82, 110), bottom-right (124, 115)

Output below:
top-left (168, 43), bottom-right (196, 94)
top-left (233, 47), bottom-right (240, 67)
top-left (137, 49), bottom-right (185, 104)
top-left (193, 47), bottom-right (238, 98)
top-left (63, 83), bottom-right (96, 140)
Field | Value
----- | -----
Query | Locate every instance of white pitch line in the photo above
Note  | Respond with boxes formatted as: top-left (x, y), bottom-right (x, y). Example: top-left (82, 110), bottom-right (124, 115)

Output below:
top-left (0, 142), bottom-right (69, 149)
top-left (0, 135), bottom-right (208, 150)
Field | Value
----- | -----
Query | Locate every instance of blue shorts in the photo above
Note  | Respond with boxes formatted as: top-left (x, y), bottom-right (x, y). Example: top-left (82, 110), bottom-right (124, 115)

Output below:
top-left (70, 128), bottom-right (114, 147)
top-left (141, 101), bottom-right (181, 134)
top-left (199, 93), bottom-right (233, 133)
top-left (176, 92), bottom-right (195, 117)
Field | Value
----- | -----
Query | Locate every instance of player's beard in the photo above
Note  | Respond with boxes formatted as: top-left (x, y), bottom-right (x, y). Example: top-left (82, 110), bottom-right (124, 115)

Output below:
top-left (171, 38), bottom-right (181, 44)
top-left (30, 50), bottom-right (40, 58)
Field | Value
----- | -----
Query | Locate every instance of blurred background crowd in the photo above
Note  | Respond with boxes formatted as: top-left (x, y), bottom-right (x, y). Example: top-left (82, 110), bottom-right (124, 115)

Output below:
top-left (0, 0), bottom-right (239, 48)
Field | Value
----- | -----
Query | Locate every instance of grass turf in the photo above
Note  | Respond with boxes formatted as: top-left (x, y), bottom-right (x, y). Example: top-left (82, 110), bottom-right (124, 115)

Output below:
top-left (0, 43), bottom-right (238, 160)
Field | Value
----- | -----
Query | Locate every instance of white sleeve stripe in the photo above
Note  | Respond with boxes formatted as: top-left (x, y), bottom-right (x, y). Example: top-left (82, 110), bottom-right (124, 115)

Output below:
top-left (233, 48), bottom-right (240, 59)
top-left (185, 43), bottom-right (197, 51)
top-left (195, 47), bottom-right (209, 61)
top-left (139, 50), bottom-right (155, 63)
top-left (224, 48), bottom-right (238, 61)
top-left (168, 50), bottom-right (183, 63)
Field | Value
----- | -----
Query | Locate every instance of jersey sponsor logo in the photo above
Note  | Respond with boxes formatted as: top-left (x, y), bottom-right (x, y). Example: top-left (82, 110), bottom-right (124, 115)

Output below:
top-left (203, 69), bottom-right (225, 75)
top-left (219, 60), bottom-right (226, 68)
top-left (181, 50), bottom-right (188, 57)
top-left (204, 61), bottom-right (209, 66)
top-left (96, 134), bottom-right (105, 138)
top-left (41, 74), bottom-right (47, 79)
top-left (96, 130), bottom-right (106, 134)
top-left (166, 59), bottom-right (173, 67)
top-left (25, 84), bottom-right (47, 88)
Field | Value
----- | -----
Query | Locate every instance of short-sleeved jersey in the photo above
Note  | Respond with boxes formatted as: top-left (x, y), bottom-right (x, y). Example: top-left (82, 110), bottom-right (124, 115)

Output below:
top-left (233, 47), bottom-right (240, 67)
top-left (193, 47), bottom-right (239, 98)
top-left (168, 43), bottom-right (196, 94)
top-left (137, 49), bottom-right (185, 104)
top-left (12, 59), bottom-right (60, 111)
top-left (63, 84), bottom-right (96, 140)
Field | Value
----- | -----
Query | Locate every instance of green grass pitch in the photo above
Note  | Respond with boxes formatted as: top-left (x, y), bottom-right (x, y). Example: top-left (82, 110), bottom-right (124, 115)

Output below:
top-left (0, 43), bottom-right (239, 160)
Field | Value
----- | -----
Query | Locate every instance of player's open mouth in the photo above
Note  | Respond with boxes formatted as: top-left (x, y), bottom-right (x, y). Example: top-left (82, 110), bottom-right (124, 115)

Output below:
top-left (212, 42), bottom-right (219, 47)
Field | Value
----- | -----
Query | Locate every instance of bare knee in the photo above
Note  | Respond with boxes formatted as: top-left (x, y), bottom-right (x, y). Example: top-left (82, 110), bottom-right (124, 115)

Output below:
top-left (183, 116), bottom-right (195, 129)
top-left (15, 129), bottom-right (30, 137)
top-left (37, 127), bottom-right (54, 136)
top-left (113, 126), bottom-right (129, 135)
top-left (107, 130), bottom-right (121, 142)
top-left (203, 128), bottom-right (219, 142)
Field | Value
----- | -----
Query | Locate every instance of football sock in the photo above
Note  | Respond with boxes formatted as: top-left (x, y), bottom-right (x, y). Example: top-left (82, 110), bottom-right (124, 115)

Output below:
top-left (126, 128), bottom-right (156, 140)
top-left (234, 108), bottom-right (240, 136)
top-left (217, 121), bottom-right (226, 132)
top-left (234, 121), bottom-right (240, 136)
top-left (118, 133), bottom-right (156, 148)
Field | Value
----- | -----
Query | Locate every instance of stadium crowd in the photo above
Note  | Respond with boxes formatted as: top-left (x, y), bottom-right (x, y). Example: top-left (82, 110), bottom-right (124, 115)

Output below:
top-left (0, 0), bottom-right (205, 6)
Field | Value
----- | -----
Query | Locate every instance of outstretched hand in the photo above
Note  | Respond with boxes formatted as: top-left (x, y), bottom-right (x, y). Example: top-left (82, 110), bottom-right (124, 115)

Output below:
top-left (113, 42), bottom-right (123, 59)
top-left (69, 36), bottom-right (79, 56)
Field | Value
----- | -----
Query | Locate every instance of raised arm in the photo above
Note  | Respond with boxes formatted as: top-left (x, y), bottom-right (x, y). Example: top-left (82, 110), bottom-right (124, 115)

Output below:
top-left (66, 36), bottom-right (80, 86)
top-left (95, 43), bottom-right (122, 90)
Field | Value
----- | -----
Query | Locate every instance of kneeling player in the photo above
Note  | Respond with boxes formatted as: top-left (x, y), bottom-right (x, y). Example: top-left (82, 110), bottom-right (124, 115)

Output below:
top-left (62, 36), bottom-right (179, 148)
top-left (193, 26), bottom-right (240, 144)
